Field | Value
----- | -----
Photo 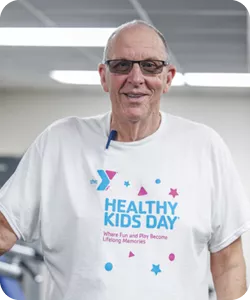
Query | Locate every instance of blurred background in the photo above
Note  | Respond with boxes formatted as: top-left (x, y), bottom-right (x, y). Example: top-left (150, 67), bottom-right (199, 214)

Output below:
top-left (0, 0), bottom-right (250, 299)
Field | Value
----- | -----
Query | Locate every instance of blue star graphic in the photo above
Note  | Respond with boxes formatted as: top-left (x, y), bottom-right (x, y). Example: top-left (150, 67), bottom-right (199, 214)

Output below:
top-left (124, 181), bottom-right (130, 187)
top-left (151, 264), bottom-right (161, 275)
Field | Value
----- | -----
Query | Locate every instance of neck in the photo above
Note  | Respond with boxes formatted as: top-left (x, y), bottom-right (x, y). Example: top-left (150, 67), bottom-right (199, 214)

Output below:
top-left (110, 112), bottom-right (161, 142)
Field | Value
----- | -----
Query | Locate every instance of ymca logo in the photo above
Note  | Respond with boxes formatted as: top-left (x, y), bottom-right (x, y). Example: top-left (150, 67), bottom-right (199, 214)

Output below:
top-left (97, 170), bottom-right (117, 191)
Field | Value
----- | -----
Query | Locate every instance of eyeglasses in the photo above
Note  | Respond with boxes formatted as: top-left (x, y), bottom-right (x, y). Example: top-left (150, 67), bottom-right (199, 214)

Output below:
top-left (105, 59), bottom-right (169, 75)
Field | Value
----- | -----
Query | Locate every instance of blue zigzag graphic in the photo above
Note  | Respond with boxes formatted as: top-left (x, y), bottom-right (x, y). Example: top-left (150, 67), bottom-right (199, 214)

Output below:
top-left (97, 170), bottom-right (110, 191)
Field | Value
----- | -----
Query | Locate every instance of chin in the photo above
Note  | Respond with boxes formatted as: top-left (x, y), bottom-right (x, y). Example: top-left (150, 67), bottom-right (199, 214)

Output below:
top-left (123, 107), bottom-right (148, 122)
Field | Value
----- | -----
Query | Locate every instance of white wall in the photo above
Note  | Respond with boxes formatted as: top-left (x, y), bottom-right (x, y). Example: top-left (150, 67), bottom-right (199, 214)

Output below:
top-left (1, 87), bottom-right (250, 291)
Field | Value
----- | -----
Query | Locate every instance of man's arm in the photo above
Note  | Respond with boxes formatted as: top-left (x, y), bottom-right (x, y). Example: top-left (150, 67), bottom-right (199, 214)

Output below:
top-left (211, 237), bottom-right (247, 300)
top-left (0, 211), bottom-right (17, 255)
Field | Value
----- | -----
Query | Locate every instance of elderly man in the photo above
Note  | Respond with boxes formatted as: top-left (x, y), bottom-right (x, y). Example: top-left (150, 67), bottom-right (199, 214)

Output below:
top-left (0, 20), bottom-right (249, 300)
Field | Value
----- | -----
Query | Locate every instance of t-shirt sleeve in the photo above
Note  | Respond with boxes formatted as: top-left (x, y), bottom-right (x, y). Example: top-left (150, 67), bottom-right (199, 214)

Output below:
top-left (208, 130), bottom-right (250, 253)
top-left (0, 138), bottom-right (42, 243)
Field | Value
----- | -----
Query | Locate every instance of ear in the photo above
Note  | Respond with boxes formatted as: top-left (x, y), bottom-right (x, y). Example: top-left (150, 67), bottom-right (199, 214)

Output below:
top-left (98, 63), bottom-right (109, 92)
top-left (163, 65), bottom-right (176, 93)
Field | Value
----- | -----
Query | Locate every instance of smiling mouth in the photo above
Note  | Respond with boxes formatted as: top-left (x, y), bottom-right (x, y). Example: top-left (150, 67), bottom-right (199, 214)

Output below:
top-left (123, 93), bottom-right (147, 99)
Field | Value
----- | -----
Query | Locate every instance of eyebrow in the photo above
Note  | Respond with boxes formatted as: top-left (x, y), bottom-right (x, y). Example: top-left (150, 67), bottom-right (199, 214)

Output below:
top-left (144, 57), bottom-right (163, 60)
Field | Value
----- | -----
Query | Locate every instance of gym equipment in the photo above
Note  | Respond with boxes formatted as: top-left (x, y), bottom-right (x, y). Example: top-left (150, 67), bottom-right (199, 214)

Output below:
top-left (0, 243), bottom-right (44, 300)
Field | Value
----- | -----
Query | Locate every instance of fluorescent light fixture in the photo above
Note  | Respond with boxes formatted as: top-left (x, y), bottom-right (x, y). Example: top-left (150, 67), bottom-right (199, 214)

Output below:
top-left (0, 28), bottom-right (116, 47)
top-left (50, 71), bottom-right (185, 86)
top-left (185, 73), bottom-right (250, 88)
top-left (172, 72), bottom-right (185, 86)
top-left (50, 71), bottom-right (250, 88)
top-left (50, 71), bottom-right (101, 85)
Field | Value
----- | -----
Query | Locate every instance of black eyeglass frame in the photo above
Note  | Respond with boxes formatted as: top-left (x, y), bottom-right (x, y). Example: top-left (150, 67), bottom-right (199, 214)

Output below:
top-left (104, 59), bottom-right (170, 74)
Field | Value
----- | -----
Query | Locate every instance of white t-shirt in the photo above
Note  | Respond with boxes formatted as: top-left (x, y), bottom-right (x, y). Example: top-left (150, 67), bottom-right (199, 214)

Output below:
top-left (0, 111), bottom-right (250, 300)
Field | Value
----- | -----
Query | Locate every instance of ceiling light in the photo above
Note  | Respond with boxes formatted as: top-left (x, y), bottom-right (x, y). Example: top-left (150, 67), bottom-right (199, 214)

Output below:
top-left (185, 73), bottom-right (250, 88)
top-left (172, 72), bottom-right (185, 86)
top-left (50, 71), bottom-right (101, 85)
top-left (0, 28), bottom-right (116, 47)
top-left (50, 71), bottom-right (185, 86)
top-left (50, 71), bottom-right (250, 88)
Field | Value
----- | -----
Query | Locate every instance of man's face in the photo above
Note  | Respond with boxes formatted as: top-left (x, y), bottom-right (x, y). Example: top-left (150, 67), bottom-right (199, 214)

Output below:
top-left (99, 26), bottom-right (176, 122)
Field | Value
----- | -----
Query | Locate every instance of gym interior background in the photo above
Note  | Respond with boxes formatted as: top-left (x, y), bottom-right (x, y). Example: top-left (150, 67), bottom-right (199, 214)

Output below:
top-left (0, 0), bottom-right (250, 299)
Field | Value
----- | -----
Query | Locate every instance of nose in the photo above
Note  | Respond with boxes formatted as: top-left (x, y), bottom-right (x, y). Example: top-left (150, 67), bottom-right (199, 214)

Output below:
top-left (127, 62), bottom-right (145, 86)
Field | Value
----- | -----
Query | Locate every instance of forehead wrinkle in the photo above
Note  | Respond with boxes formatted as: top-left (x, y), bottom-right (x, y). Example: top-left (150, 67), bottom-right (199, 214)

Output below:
top-left (107, 26), bottom-right (167, 60)
top-left (110, 46), bottom-right (166, 61)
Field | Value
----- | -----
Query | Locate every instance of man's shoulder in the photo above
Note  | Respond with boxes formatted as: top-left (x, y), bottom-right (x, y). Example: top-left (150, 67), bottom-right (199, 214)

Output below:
top-left (35, 112), bottom-right (109, 152)
top-left (39, 112), bottom-right (109, 141)
top-left (164, 112), bottom-right (214, 137)
top-left (164, 112), bottom-right (227, 151)
top-left (48, 112), bottom-right (109, 132)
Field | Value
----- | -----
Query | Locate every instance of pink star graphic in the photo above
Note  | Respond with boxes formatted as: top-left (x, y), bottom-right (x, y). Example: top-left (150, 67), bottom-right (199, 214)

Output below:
top-left (169, 188), bottom-right (179, 198)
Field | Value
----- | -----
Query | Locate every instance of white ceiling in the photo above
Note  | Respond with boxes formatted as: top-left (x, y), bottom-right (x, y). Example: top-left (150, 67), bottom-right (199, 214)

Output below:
top-left (0, 0), bottom-right (249, 90)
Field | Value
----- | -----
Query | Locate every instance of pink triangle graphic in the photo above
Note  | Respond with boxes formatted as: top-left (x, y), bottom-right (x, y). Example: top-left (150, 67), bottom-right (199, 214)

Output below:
top-left (106, 170), bottom-right (117, 180)
top-left (138, 187), bottom-right (148, 196)
top-left (129, 251), bottom-right (135, 258)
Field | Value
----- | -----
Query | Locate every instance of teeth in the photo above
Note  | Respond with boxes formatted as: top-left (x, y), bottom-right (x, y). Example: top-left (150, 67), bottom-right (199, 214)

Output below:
top-left (127, 94), bottom-right (143, 98)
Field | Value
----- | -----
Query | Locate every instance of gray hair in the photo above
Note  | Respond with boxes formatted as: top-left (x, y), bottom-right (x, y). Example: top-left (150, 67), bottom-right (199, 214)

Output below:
top-left (102, 20), bottom-right (169, 62)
